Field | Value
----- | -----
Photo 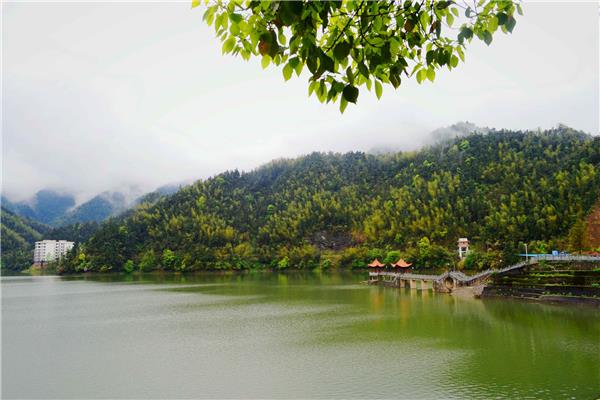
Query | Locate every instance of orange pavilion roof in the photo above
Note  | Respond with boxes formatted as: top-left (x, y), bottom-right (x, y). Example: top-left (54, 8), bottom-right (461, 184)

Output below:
top-left (391, 259), bottom-right (412, 268)
top-left (367, 259), bottom-right (385, 268)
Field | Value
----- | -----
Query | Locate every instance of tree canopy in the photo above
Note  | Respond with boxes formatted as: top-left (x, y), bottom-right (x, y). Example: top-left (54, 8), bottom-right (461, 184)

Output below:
top-left (57, 128), bottom-right (600, 274)
top-left (195, 0), bottom-right (521, 111)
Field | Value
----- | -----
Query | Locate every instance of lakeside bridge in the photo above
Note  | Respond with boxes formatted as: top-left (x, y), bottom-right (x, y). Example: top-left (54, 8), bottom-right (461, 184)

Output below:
top-left (368, 255), bottom-right (600, 292)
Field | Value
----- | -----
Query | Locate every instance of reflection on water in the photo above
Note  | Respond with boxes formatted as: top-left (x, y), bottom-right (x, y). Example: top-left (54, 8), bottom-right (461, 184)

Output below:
top-left (2, 271), bottom-right (599, 399)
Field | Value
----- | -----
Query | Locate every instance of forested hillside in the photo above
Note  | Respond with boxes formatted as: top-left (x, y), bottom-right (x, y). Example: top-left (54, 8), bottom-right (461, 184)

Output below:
top-left (1, 207), bottom-right (49, 271)
top-left (62, 128), bottom-right (600, 273)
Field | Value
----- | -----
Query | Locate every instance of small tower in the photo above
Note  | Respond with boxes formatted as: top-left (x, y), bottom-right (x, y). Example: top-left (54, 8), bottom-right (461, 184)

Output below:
top-left (458, 238), bottom-right (469, 259)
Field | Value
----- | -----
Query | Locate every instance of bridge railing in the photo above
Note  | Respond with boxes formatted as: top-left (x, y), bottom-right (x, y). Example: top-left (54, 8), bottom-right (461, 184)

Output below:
top-left (529, 255), bottom-right (600, 262)
top-left (368, 271), bottom-right (442, 280)
top-left (368, 255), bottom-right (600, 285)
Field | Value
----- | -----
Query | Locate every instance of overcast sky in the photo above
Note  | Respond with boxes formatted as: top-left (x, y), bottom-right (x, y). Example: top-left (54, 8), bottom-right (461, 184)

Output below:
top-left (2, 1), bottom-right (598, 203)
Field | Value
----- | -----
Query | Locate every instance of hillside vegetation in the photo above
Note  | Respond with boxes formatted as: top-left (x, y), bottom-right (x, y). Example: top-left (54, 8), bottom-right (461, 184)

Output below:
top-left (60, 128), bottom-right (599, 273)
top-left (1, 207), bottom-right (49, 271)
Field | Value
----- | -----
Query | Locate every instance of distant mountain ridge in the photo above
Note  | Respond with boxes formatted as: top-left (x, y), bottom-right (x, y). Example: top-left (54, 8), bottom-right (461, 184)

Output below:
top-left (2, 190), bottom-right (75, 225)
top-left (368, 121), bottom-right (488, 155)
top-left (2, 183), bottom-right (184, 228)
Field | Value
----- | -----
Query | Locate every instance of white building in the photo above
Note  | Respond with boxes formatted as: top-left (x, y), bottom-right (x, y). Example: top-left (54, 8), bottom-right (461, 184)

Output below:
top-left (458, 238), bottom-right (470, 259)
top-left (33, 240), bottom-right (75, 264)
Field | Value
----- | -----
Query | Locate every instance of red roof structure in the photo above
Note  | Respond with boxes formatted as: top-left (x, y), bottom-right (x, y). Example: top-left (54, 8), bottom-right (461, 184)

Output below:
top-left (367, 259), bottom-right (385, 268)
top-left (390, 259), bottom-right (412, 268)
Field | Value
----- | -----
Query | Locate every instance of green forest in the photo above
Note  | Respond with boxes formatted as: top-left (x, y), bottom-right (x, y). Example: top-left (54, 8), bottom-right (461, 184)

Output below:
top-left (0, 209), bottom-right (101, 272)
top-left (1, 207), bottom-right (49, 271)
top-left (31, 128), bottom-right (600, 273)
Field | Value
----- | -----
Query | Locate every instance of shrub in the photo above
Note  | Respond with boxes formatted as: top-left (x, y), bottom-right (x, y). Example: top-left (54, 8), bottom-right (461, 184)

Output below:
top-left (123, 260), bottom-right (135, 273)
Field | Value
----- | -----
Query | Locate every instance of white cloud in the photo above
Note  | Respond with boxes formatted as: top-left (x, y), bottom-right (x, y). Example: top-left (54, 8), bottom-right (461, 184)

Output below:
top-left (2, 2), bottom-right (598, 202)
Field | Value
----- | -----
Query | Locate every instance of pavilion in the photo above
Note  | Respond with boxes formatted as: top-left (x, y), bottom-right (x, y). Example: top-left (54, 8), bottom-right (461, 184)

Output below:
top-left (390, 259), bottom-right (413, 272)
top-left (367, 259), bottom-right (386, 268)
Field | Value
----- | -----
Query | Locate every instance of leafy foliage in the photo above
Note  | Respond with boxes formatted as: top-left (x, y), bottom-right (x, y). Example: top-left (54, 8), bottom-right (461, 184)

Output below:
top-left (1, 207), bottom-right (50, 271)
top-left (62, 127), bottom-right (600, 273)
top-left (197, 0), bottom-right (521, 111)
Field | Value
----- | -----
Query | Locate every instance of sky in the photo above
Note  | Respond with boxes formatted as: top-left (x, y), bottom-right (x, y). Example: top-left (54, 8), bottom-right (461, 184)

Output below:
top-left (2, 1), bottom-right (599, 203)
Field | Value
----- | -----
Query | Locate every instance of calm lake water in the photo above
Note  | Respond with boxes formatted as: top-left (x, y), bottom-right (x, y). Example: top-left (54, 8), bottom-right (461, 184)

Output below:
top-left (2, 271), bottom-right (599, 399)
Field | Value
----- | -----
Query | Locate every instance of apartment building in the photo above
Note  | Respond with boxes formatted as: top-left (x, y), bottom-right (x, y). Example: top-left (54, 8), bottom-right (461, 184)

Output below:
top-left (33, 240), bottom-right (75, 264)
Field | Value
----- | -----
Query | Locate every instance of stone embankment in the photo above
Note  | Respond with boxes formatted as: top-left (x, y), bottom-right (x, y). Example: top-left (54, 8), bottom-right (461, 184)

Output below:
top-left (481, 261), bottom-right (600, 306)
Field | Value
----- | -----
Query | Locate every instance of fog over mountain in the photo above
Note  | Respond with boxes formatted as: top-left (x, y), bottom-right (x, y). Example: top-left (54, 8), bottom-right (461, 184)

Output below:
top-left (2, 2), bottom-right (598, 202)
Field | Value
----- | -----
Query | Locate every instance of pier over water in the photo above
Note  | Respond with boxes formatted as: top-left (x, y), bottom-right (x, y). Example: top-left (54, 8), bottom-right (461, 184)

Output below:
top-left (368, 255), bottom-right (600, 292)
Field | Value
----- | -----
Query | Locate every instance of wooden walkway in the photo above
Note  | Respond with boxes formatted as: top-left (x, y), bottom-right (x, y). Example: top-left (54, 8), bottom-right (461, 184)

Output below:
top-left (368, 255), bottom-right (600, 291)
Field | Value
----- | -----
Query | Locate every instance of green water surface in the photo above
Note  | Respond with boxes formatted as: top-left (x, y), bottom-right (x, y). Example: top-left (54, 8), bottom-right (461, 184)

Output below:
top-left (2, 271), bottom-right (599, 399)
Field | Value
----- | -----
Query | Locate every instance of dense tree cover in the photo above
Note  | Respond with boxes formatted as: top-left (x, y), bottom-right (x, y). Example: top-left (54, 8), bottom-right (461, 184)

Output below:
top-left (60, 128), bottom-right (600, 274)
top-left (46, 222), bottom-right (101, 245)
top-left (197, 0), bottom-right (520, 111)
top-left (0, 207), bottom-right (50, 271)
top-left (0, 207), bottom-right (103, 271)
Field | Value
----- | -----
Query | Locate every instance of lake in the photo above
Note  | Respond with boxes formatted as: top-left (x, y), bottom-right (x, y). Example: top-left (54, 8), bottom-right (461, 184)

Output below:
top-left (2, 271), bottom-right (599, 399)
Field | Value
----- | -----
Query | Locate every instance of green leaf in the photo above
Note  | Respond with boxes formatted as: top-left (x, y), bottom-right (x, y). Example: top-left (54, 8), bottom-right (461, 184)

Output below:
top-left (506, 16), bottom-right (516, 33)
top-left (419, 12), bottom-right (430, 30)
top-left (222, 37), bottom-right (236, 54)
top-left (346, 67), bottom-right (354, 85)
top-left (483, 31), bottom-right (493, 46)
top-left (416, 69), bottom-right (426, 84)
top-left (191, 0), bottom-right (200, 9)
top-left (426, 68), bottom-right (435, 82)
top-left (497, 13), bottom-right (508, 25)
top-left (339, 97), bottom-right (348, 113)
top-left (308, 81), bottom-right (316, 96)
top-left (306, 56), bottom-right (318, 74)
top-left (357, 62), bottom-right (369, 79)
top-left (374, 80), bottom-right (383, 100)
top-left (342, 85), bottom-right (359, 104)
top-left (461, 27), bottom-right (473, 40)
top-left (229, 23), bottom-right (240, 35)
top-left (426, 50), bottom-right (435, 66)
top-left (320, 53), bottom-right (335, 73)
top-left (333, 42), bottom-right (351, 61)
top-left (488, 16), bottom-right (498, 32)
top-left (318, 81), bottom-right (327, 103)
top-left (288, 57), bottom-right (302, 76)
top-left (261, 55), bottom-right (271, 69)
top-left (282, 63), bottom-right (293, 81)
top-left (203, 6), bottom-right (216, 25)
top-left (450, 55), bottom-right (459, 68)
top-left (278, 32), bottom-right (287, 46)
top-left (389, 73), bottom-right (401, 89)
top-left (229, 13), bottom-right (243, 24)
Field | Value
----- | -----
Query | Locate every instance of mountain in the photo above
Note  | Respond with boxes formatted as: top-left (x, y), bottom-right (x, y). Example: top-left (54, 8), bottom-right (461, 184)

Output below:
top-left (61, 127), bottom-right (600, 273)
top-left (0, 207), bottom-right (50, 271)
top-left (2, 190), bottom-right (75, 226)
top-left (131, 183), bottom-right (186, 207)
top-left (3, 187), bottom-right (154, 227)
top-left (59, 191), bottom-right (128, 225)
top-left (427, 121), bottom-right (489, 143)
top-left (368, 121), bottom-right (489, 154)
